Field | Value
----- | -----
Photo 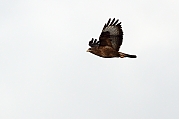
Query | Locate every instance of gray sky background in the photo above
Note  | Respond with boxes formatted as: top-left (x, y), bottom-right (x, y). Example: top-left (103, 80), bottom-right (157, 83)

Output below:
top-left (0, 0), bottom-right (178, 119)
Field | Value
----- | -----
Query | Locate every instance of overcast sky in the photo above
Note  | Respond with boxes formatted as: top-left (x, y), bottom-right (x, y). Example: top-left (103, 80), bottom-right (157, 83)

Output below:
top-left (0, 0), bottom-right (178, 119)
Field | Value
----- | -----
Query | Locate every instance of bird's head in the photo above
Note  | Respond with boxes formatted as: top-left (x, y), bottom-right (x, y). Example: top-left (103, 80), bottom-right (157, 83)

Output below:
top-left (86, 48), bottom-right (92, 53)
top-left (86, 47), bottom-right (100, 56)
top-left (86, 47), bottom-right (98, 53)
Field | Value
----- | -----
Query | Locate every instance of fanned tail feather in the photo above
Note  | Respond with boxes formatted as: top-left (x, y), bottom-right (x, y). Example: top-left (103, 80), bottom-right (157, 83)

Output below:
top-left (119, 52), bottom-right (137, 58)
top-left (125, 54), bottom-right (137, 58)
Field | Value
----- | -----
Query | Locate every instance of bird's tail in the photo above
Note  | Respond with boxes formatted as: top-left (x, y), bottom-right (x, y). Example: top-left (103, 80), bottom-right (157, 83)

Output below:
top-left (119, 52), bottom-right (137, 58)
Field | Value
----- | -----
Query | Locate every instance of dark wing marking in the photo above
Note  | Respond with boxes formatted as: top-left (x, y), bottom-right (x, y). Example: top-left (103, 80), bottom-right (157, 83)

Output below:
top-left (89, 38), bottom-right (100, 47)
top-left (99, 31), bottom-right (112, 47)
top-left (113, 19), bottom-right (119, 25)
top-left (110, 18), bottom-right (115, 25)
top-left (106, 19), bottom-right (111, 26)
top-left (100, 18), bottom-right (123, 51)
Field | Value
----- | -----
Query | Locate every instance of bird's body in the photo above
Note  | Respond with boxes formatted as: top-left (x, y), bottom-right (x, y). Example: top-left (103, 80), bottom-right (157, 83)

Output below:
top-left (87, 18), bottom-right (137, 58)
top-left (87, 46), bottom-right (119, 58)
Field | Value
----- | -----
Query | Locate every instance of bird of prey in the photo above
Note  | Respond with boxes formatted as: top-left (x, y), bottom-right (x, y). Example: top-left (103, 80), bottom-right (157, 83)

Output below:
top-left (87, 18), bottom-right (137, 58)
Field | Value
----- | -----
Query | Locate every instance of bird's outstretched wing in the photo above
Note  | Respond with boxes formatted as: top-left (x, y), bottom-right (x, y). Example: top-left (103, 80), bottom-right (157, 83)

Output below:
top-left (99, 18), bottom-right (123, 51)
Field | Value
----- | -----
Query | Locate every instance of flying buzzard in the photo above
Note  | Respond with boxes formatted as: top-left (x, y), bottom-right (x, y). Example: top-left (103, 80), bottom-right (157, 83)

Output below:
top-left (87, 18), bottom-right (137, 58)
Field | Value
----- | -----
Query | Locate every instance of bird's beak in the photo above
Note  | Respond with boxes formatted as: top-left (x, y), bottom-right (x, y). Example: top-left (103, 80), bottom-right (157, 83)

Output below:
top-left (86, 49), bottom-right (91, 52)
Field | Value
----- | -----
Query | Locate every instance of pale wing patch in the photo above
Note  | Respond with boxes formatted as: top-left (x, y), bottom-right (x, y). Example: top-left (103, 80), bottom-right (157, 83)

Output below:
top-left (102, 26), bottom-right (119, 35)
